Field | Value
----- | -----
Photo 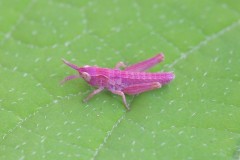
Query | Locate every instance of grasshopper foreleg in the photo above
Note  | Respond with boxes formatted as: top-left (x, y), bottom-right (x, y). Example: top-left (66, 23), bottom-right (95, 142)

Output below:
top-left (83, 87), bottom-right (104, 102)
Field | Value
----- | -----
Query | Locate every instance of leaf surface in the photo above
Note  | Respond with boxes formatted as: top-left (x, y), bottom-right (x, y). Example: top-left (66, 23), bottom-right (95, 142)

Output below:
top-left (0, 0), bottom-right (240, 160)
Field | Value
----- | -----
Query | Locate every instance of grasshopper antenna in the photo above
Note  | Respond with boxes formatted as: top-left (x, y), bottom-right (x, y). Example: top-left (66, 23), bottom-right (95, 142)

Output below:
top-left (62, 58), bottom-right (79, 70)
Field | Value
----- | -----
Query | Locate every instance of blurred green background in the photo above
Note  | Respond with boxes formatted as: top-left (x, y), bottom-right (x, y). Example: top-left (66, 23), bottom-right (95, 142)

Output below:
top-left (0, 0), bottom-right (240, 159)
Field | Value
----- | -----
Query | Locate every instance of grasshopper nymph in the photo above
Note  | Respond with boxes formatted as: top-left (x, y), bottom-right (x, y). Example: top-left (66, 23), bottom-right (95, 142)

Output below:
top-left (61, 53), bottom-right (175, 110)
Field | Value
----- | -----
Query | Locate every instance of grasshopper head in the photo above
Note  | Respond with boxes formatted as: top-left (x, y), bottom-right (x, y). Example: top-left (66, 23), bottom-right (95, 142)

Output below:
top-left (78, 67), bottom-right (91, 82)
top-left (62, 59), bottom-right (92, 83)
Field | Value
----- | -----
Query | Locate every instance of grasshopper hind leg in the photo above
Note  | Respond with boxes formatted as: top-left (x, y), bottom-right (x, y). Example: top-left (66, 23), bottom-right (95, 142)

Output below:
top-left (122, 82), bottom-right (162, 95)
top-left (124, 54), bottom-right (164, 72)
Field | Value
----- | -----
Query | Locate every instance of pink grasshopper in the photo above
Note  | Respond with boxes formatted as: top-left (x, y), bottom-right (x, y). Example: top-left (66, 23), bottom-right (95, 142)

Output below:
top-left (61, 53), bottom-right (175, 110)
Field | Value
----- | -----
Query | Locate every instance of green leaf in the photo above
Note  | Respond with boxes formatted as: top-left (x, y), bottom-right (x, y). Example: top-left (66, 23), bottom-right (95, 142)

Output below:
top-left (1, 0), bottom-right (240, 160)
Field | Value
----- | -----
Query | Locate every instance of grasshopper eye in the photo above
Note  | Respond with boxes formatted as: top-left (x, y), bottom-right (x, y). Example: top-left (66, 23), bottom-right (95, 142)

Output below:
top-left (81, 72), bottom-right (91, 82)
